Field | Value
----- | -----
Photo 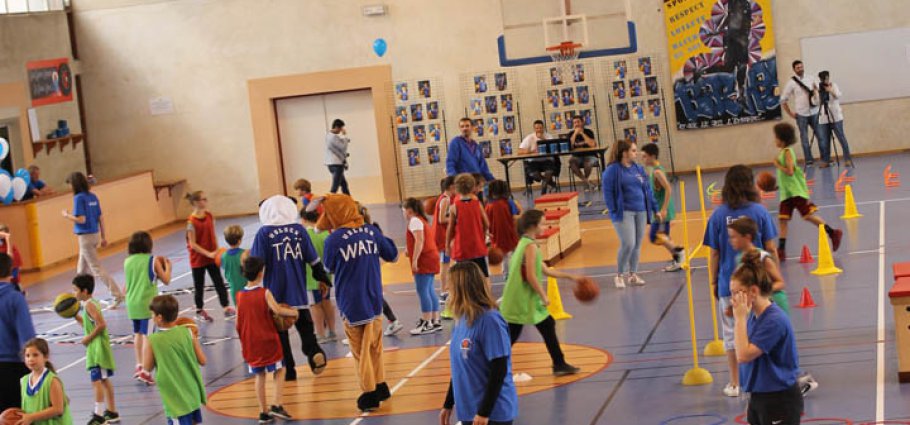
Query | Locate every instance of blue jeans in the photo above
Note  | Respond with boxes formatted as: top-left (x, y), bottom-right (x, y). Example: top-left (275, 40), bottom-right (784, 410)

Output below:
top-left (327, 164), bottom-right (350, 195)
top-left (796, 114), bottom-right (820, 164)
top-left (615, 211), bottom-right (647, 274)
top-left (817, 120), bottom-right (852, 163)
top-left (414, 273), bottom-right (439, 313)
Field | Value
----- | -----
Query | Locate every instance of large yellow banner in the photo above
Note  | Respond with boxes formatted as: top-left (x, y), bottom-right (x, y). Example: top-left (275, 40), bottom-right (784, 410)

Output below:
top-left (663, 0), bottom-right (780, 129)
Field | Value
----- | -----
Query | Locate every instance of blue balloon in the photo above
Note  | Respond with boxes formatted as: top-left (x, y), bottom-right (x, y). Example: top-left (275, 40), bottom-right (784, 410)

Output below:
top-left (15, 168), bottom-right (30, 188)
top-left (0, 169), bottom-right (10, 178)
top-left (373, 38), bottom-right (387, 57)
top-left (2, 190), bottom-right (12, 205)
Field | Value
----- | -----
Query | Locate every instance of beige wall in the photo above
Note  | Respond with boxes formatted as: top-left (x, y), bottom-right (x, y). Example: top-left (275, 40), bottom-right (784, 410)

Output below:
top-left (70, 0), bottom-right (910, 213)
top-left (0, 12), bottom-right (87, 189)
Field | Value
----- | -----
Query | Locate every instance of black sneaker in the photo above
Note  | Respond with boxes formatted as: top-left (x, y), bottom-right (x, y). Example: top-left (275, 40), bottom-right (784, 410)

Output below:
top-left (284, 368), bottom-right (297, 381)
top-left (357, 391), bottom-right (380, 412)
top-left (432, 320), bottom-right (443, 332)
top-left (269, 405), bottom-right (292, 420)
top-left (553, 363), bottom-right (581, 376)
top-left (376, 382), bottom-right (391, 402)
top-left (87, 414), bottom-right (106, 425)
top-left (409, 319), bottom-right (434, 335)
top-left (258, 412), bottom-right (275, 424)
top-left (103, 410), bottom-right (120, 424)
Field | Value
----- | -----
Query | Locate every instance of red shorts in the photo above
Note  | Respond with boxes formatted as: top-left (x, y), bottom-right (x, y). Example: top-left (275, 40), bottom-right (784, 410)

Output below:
top-left (779, 197), bottom-right (817, 220)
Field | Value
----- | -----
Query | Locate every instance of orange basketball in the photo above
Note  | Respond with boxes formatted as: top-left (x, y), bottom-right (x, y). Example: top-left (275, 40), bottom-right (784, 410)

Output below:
top-left (213, 247), bottom-right (227, 267)
top-left (756, 171), bottom-right (776, 192)
top-left (573, 277), bottom-right (599, 304)
top-left (488, 246), bottom-right (505, 266)
top-left (423, 197), bottom-right (436, 217)
top-left (174, 317), bottom-right (199, 339)
top-left (273, 303), bottom-right (296, 331)
top-left (0, 408), bottom-right (22, 425)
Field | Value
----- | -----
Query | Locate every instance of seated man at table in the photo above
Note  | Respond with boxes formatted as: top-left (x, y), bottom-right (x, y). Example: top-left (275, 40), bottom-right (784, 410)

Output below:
top-left (22, 165), bottom-right (53, 201)
top-left (566, 116), bottom-right (598, 191)
top-left (518, 120), bottom-right (559, 195)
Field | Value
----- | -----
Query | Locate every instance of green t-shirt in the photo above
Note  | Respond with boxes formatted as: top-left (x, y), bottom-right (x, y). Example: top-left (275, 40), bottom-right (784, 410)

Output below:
top-left (125, 254), bottom-right (157, 320)
top-left (499, 237), bottom-right (550, 325)
top-left (221, 248), bottom-right (247, 305)
top-left (776, 147), bottom-right (810, 201)
top-left (149, 326), bottom-right (206, 418)
top-left (20, 370), bottom-right (72, 425)
top-left (735, 249), bottom-right (790, 314)
top-left (305, 228), bottom-right (330, 291)
top-left (648, 163), bottom-right (675, 222)
top-left (83, 298), bottom-right (116, 371)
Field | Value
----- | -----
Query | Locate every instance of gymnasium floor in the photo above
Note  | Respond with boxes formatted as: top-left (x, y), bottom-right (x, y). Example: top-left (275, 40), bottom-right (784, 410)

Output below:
top-left (21, 152), bottom-right (910, 424)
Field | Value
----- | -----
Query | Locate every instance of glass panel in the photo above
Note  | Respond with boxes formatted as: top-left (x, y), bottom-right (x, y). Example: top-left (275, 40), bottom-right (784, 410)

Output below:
top-left (7, 0), bottom-right (27, 13)
top-left (0, 1), bottom-right (7, 14)
top-left (27, 0), bottom-right (48, 12)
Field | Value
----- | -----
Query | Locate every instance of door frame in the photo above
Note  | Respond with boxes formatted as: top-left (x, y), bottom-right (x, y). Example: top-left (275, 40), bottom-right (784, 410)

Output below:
top-left (248, 65), bottom-right (399, 202)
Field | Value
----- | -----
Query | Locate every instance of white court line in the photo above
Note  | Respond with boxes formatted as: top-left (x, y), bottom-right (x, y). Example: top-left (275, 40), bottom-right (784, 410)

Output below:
top-left (876, 201), bottom-right (886, 422)
top-left (349, 341), bottom-right (451, 425)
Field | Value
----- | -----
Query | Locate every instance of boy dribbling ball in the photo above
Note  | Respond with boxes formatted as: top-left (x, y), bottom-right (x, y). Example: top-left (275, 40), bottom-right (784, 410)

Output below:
top-left (73, 275), bottom-right (119, 424)
top-left (236, 256), bottom-right (296, 423)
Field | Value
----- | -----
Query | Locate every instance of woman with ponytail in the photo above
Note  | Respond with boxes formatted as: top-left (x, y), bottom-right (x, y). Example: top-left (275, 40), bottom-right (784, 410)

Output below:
top-left (731, 256), bottom-right (802, 425)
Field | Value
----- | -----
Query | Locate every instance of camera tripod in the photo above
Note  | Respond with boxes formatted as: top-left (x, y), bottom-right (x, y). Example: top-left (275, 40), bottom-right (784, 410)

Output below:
top-left (806, 95), bottom-right (841, 169)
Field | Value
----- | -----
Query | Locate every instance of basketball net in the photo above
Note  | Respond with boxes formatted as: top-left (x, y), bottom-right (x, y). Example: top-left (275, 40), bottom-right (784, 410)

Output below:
top-left (546, 41), bottom-right (582, 81)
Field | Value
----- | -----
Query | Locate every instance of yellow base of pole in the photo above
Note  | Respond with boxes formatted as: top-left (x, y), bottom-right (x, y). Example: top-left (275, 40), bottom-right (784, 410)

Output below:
top-left (682, 367), bottom-right (714, 386)
top-left (703, 340), bottom-right (726, 357)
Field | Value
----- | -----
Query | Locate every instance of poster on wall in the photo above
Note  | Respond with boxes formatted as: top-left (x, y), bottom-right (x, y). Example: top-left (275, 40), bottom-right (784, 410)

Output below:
top-left (27, 58), bottom-right (73, 107)
top-left (663, 0), bottom-right (781, 130)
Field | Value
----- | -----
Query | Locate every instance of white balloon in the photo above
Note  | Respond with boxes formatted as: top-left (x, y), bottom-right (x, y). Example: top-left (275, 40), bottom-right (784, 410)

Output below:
top-left (0, 138), bottom-right (8, 161)
top-left (0, 174), bottom-right (10, 198)
top-left (11, 177), bottom-right (27, 201)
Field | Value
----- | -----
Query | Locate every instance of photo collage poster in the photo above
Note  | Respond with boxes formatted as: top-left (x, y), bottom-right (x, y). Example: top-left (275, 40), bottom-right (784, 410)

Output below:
top-left (394, 77), bottom-right (446, 197)
top-left (540, 62), bottom-right (597, 137)
top-left (604, 54), bottom-right (667, 146)
top-left (461, 69), bottom-right (519, 181)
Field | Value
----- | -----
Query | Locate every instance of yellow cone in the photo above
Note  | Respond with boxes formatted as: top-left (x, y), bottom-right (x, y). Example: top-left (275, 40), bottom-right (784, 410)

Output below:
top-left (811, 223), bottom-right (842, 276)
top-left (546, 277), bottom-right (573, 320)
top-left (841, 184), bottom-right (862, 219)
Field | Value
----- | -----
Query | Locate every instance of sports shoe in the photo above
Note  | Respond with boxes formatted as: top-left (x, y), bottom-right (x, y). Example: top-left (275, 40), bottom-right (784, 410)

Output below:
top-left (109, 297), bottom-right (124, 310)
top-left (87, 414), bottom-right (106, 425)
top-left (439, 292), bottom-right (450, 304)
top-left (384, 320), bottom-right (403, 336)
top-left (663, 261), bottom-right (682, 272)
top-left (357, 391), bottom-right (380, 412)
top-left (432, 320), bottom-right (443, 332)
top-left (223, 306), bottom-right (237, 319)
top-left (326, 331), bottom-right (338, 341)
top-left (628, 274), bottom-right (645, 286)
top-left (136, 369), bottom-right (155, 386)
top-left (258, 412), bottom-right (275, 424)
top-left (409, 320), bottom-right (435, 336)
top-left (799, 372), bottom-right (819, 396)
top-left (103, 410), bottom-right (120, 424)
top-left (284, 368), bottom-right (297, 381)
top-left (723, 383), bottom-right (740, 397)
top-left (132, 364), bottom-right (142, 378)
top-left (269, 405), bottom-right (292, 420)
top-left (614, 274), bottom-right (626, 289)
top-left (553, 363), bottom-right (581, 376)
top-left (777, 247), bottom-right (787, 263)
top-left (375, 382), bottom-right (391, 402)
top-left (830, 229), bottom-right (843, 252)
top-left (195, 309), bottom-right (214, 322)
top-left (341, 338), bottom-right (350, 345)
top-left (311, 352), bottom-right (327, 376)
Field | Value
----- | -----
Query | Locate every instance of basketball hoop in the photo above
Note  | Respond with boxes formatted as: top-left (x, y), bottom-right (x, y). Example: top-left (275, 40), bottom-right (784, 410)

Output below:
top-left (546, 41), bottom-right (582, 78)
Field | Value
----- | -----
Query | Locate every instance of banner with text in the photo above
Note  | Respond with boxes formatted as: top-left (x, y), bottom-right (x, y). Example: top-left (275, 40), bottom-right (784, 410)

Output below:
top-left (663, 0), bottom-right (780, 130)
top-left (27, 58), bottom-right (73, 107)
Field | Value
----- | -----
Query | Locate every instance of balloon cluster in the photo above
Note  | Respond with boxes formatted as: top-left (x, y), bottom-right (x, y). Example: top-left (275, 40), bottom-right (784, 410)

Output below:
top-left (0, 138), bottom-right (32, 205)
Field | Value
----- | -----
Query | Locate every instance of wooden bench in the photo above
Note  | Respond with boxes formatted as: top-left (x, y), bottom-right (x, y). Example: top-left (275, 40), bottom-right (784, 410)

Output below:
top-left (534, 191), bottom-right (581, 264)
top-left (536, 227), bottom-right (561, 265)
top-left (153, 179), bottom-right (186, 201)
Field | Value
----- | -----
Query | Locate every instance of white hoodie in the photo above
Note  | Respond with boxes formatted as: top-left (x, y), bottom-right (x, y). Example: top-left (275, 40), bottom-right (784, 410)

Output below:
top-left (259, 195), bottom-right (298, 226)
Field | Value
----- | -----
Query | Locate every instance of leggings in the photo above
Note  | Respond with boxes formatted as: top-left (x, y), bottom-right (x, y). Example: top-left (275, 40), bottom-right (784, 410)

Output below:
top-left (414, 273), bottom-right (440, 313)
top-left (382, 299), bottom-right (397, 322)
top-left (279, 309), bottom-right (325, 374)
top-left (615, 211), bottom-right (647, 274)
top-left (191, 264), bottom-right (230, 309)
top-left (507, 316), bottom-right (566, 367)
top-left (0, 362), bottom-right (29, 413)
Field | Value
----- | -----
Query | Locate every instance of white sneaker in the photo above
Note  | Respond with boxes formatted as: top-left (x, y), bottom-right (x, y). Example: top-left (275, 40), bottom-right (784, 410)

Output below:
top-left (384, 320), bottom-right (403, 336)
top-left (663, 261), bottom-right (682, 272)
top-left (799, 372), bottom-right (819, 396)
top-left (341, 338), bottom-right (350, 346)
top-left (723, 383), bottom-right (740, 397)
top-left (614, 275), bottom-right (626, 289)
top-left (409, 320), bottom-right (435, 336)
top-left (628, 273), bottom-right (645, 286)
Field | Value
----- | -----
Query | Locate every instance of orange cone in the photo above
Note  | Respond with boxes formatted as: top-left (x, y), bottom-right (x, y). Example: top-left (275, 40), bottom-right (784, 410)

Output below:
top-left (799, 245), bottom-right (814, 263)
top-left (797, 287), bottom-right (817, 308)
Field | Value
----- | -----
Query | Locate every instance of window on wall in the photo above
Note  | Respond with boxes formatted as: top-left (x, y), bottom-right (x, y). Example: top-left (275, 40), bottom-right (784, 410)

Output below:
top-left (0, 0), bottom-right (66, 14)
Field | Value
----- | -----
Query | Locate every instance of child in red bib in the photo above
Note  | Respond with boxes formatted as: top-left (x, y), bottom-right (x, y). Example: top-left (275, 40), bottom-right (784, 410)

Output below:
top-left (184, 191), bottom-right (233, 322)
top-left (446, 174), bottom-right (490, 281)
top-left (485, 180), bottom-right (521, 278)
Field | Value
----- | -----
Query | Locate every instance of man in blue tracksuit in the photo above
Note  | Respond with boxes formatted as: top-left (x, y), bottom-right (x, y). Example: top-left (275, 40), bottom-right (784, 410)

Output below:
top-left (0, 253), bottom-right (35, 412)
top-left (446, 117), bottom-right (495, 182)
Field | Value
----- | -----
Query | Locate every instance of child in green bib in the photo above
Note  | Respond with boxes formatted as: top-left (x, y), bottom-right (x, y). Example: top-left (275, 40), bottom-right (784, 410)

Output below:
top-left (302, 210), bottom-right (338, 342)
top-left (641, 143), bottom-right (684, 272)
top-left (20, 338), bottom-right (72, 425)
top-left (124, 231), bottom-right (172, 386)
top-left (73, 275), bottom-right (120, 425)
top-left (499, 209), bottom-right (584, 376)
top-left (221, 225), bottom-right (247, 306)
top-left (772, 123), bottom-right (842, 261)
top-left (144, 295), bottom-right (207, 424)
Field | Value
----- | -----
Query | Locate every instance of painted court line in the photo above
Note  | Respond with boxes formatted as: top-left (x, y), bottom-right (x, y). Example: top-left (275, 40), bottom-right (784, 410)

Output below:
top-left (876, 201), bottom-right (886, 422)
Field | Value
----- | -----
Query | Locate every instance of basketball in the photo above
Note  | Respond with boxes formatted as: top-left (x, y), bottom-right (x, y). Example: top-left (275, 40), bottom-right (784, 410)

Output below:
top-left (488, 246), bottom-right (505, 266)
top-left (423, 197), bottom-right (435, 217)
top-left (213, 247), bottom-right (227, 267)
top-left (273, 303), bottom-right (296, 331)
top-left (53, 293), bottom-right (80, 319)
top-left (756, 171), bottom-right (776, 192)
top-left (573, 277), bottom-right (599, 304)
top-left (174, 316), bottom-right (199, 339)
top-left (0, 408), bottom-right (23, 425)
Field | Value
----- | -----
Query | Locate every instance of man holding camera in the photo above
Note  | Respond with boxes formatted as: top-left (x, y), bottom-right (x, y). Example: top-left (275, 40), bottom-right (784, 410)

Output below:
top-left (817, 71), bottom-right (853, 168)
top-left (780, 60), bottom-right (821, 166)
top-left (325, 118), bottom-right (351, 195)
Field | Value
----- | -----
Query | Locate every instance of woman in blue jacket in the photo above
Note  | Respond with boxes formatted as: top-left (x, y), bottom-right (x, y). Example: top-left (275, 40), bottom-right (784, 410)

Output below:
top-left (601, 140), bottom-right (657, 288)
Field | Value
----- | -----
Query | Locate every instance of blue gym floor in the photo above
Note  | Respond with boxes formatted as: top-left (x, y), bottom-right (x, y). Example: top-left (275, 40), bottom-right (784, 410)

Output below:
top-left (23, 152), bottom-right (910, 424)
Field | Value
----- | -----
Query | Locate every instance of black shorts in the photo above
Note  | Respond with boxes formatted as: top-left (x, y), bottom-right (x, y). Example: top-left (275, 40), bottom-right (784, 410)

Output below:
top-left (458, 257), bottom-right (490, 277)
top-left (779, 196), bottom-right (818, 220)
top-left (747, 385), bottom-right (803, 425)
top-left (524, 160), bottom-right (556, 177)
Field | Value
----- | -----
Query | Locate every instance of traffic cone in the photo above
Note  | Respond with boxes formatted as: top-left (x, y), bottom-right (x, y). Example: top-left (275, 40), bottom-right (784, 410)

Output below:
top-left (546, 277), bottom-right (573, 320)
top-left (797, 287), bottom-right (817, 308)
top-left (811, 224), bottom-right (843, 276)
top-left (799, 245), bottom-right (814, 263)
top-left (841, 184), bottom-right (863, 219)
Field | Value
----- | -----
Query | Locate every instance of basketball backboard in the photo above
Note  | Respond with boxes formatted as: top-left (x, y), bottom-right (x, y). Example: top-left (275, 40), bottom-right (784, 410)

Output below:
top-left (497, 0), bottom-right (637, 67)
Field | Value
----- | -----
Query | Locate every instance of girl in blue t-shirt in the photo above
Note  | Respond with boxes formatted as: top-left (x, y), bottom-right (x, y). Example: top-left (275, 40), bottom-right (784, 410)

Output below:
top-left (441, 262), bottom-right (518, 425)
top-left (731, 252), bottom-right (802, 425)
